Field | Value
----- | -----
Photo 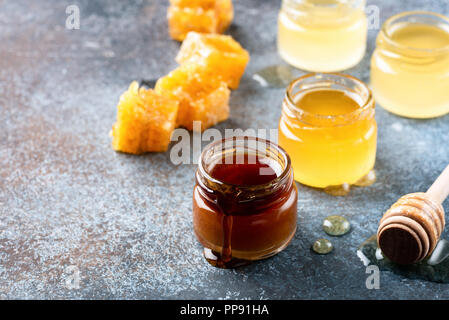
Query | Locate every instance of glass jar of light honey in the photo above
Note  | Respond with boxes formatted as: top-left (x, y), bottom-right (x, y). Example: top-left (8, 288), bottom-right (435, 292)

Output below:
top-left (193, 136), bottom-right (297, 268)
top-left (277, 0), bottom-right (367, 72)
top-left (371, 11), bottom-right (449, 119)
top-left (279, 73), bottom-right (377, 189)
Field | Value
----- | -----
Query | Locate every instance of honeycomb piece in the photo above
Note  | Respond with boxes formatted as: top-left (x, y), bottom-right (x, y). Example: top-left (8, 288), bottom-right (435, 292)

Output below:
top-left (155, 63), bottom-right (230, 131)
top-left (169, 0), bottom-right (217, 9)
top-left (215, 0), bottom-right (233, 33)
top-left (112, 82), bottom-right (179, 154)
top-left (176, 32), bottom-right (249, 89)
top-left (167, 0), bottom-right (234, 41)
top-left (168, 6), bottom-right (218, 41)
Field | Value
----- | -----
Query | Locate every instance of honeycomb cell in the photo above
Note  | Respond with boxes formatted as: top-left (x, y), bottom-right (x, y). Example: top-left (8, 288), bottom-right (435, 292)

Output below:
top-left (176, 32), bottom-right (249, 89)
top-left (167, 0), bottom-right (234, 41)
top-left (112, 81), bottom-right (179, 154)
top-left (155, 63), bottom-right (230, 131)
top-left (168, 6), bottom-right (218, 41)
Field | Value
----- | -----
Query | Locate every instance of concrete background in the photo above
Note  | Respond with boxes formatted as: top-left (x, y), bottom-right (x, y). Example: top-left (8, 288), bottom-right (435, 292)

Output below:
top-left (0, 0), bottom-right (448, 299)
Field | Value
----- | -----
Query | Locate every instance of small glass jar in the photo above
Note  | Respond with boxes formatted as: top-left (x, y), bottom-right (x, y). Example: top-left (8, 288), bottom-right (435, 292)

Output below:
top-left (193, 136), bottom-right (298, 268)
top-left (278, 73), bottom-right (377, 189)
top-left (371, 11), bottom-right (449, 119)
top-left (277, 0), bottom-right (367, 72)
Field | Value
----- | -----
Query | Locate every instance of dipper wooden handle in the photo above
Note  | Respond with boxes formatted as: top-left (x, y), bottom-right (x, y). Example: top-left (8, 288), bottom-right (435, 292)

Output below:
top-left (377, 165), bottom-right (449, 265)
top-left (427, 165), bottom-right (449, 205)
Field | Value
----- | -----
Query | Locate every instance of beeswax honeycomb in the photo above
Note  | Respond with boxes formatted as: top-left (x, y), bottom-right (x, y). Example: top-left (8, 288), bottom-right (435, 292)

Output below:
top-left (169, 0), bottom-right (217, 9)
top-left (176, 32), bottom-right (249, 89)
top-left (155, 63), bottom-right (230, 131)
top-left (167, 0), bottom-right (233, 41)
top-left (215, 0), bottom-right (233, 33)
top-left (112, 82), bottom-right (179, 154)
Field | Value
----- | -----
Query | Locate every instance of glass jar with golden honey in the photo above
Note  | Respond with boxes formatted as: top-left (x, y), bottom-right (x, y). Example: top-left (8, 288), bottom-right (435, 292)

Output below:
top-left (278, 73), bottom-right (377, 189)
top-left (371, 11), bottom-right (449, 119)
top-left (193, 136), bottom-right (298, 268)
top-left (277, 0), bottom-right (367, 72)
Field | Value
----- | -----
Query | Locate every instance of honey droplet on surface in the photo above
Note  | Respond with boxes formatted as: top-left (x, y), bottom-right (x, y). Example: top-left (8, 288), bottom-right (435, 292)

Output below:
top-left (312, 239), bottom-right (333, 254)
top-left (203, 248), bottom-right (251, 269)
top-left (354, 170), bottom-right (376, 187)
top-left (324, 183), bottom-right (351, 196)
top-left (323, 215), bottom-right (351, 236)
top-left (252, 65), bottom-right (300, 88)
top-left (357, 236), bottom-right (449, 283)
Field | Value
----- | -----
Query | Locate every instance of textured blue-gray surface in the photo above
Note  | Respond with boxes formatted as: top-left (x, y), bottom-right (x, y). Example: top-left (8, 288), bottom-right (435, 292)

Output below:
top-left (0, 0), bottom-right (448, 299)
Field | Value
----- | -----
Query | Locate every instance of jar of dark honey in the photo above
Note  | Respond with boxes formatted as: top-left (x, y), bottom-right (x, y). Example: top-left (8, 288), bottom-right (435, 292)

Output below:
top-left (193, 136), bottom-right (298, 268)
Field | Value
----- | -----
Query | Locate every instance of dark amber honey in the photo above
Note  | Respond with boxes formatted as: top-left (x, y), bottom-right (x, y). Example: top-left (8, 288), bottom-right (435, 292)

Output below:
top-left (193, 137), bottom-right (297, 268)
top-left (209, 154), bottom-right (278, 186)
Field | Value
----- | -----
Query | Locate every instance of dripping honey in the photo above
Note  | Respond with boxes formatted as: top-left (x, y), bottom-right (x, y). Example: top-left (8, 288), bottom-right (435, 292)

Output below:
top-left (193, 137), bottom-right (297, 268)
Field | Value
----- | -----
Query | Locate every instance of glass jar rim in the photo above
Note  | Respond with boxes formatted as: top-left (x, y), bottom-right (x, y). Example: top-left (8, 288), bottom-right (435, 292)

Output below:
top-left (284, 72), bottom-right (374, 125)
top-left (198, 136), bottom-right (292, 191)
top-left (380, 11), bottom-right (449, 54)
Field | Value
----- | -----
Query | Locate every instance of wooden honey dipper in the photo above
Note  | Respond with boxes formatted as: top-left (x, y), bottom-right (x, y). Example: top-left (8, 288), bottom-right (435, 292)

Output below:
top-left (377, 165), bottom-right (449, 265)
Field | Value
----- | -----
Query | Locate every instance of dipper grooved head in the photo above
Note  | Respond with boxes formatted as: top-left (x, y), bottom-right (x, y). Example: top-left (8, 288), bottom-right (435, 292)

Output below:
top-left (377, 193), bottom-right (445, 265)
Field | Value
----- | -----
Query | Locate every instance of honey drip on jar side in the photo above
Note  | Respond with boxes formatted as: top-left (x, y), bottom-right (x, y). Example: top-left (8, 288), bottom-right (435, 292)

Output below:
top-left (204, 202), bottom-right (252, 268)
top-left (204, 205), bottom-right (239, 268)
top-left (203, 154), bottom-right (280, 268)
